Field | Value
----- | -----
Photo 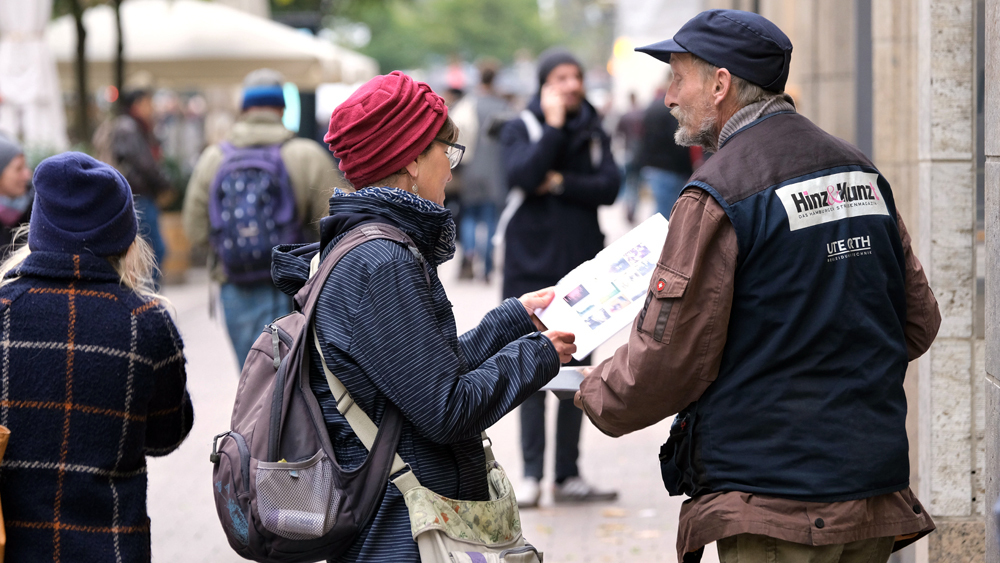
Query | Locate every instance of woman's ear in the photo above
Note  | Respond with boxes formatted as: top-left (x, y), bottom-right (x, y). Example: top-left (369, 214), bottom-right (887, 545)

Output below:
top-left (404, 158), bottom-right (420, 180)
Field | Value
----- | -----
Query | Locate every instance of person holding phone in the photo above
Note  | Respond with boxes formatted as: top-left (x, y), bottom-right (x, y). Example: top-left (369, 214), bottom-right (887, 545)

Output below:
top-left (499, 48), bottom-right (620, 508)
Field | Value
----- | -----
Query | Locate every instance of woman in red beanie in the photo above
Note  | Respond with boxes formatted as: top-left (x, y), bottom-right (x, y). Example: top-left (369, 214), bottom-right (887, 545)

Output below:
top-left (269, 71), bottom-right (576, 562)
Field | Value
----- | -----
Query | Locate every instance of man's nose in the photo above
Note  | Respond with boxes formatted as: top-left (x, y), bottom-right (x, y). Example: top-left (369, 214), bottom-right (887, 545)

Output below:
top-left (663, 91), bottom-right (678, 108)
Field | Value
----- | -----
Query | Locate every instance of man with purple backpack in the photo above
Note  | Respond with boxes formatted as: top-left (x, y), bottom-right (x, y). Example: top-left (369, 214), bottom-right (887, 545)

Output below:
top-left (183, 69), bottom-right (340, 369)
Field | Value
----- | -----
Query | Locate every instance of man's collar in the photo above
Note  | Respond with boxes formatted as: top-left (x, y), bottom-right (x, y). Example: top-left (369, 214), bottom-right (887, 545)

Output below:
top-left (717, 94), bottom-right (796, 148)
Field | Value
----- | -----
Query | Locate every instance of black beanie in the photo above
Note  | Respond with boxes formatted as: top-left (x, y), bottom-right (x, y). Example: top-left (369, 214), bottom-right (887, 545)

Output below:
top-left (536, 47), bottom-right (583, 88)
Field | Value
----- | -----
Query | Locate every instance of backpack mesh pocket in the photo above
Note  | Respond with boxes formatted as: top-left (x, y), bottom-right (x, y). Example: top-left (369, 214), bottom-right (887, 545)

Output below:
top-left (257, 451), bottom-right (341, 540)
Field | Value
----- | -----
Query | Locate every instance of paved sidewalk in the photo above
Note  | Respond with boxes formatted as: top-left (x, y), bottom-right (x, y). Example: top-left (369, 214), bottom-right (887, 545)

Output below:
top-left (148, 203), bottom-right (720, 562)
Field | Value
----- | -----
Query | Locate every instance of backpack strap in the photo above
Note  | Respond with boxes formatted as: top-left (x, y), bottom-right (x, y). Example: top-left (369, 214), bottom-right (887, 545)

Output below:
top-left (294, 223), bottom-right (417, 317)
top-left (520, 109), bottom-right (544, 143)
top-left (305, 224), bottom-right (496, 493)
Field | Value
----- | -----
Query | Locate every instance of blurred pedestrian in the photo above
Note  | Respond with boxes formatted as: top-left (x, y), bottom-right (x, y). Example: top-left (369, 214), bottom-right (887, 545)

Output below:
top-left (0, 152), bottom-right (193, 562)
top-left (500, 47), bottom-right (620, 508)
top-left (638, 74), bottom-right (694, 218)
top-left (577, 10), bottom-right (939, 562)
top-left (183, 69), bottom-right (338, 370)
top-left (93, 89), bottom-right (173, 283)
top-left (454, 60), bottom-right (512, 282)
top-left (269, 70), bottom-right (575, 562)
top-left (614, 92), bottom-right (644, 223)
top-left (0, 134), bottom-right (32, 253)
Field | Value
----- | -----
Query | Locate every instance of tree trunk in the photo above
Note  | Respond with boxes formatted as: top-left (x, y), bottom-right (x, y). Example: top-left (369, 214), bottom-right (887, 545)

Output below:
top-left (69, 0), bottom-right (89, 143)
top-left (113, 0), bottom-right (124, 115)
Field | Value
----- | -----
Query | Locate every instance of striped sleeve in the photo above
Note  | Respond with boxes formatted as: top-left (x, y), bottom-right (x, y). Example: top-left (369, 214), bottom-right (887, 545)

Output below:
top-left (458, 298), bottom-right (536, 369)
top-left (350, 260), bottom-right (560, 444)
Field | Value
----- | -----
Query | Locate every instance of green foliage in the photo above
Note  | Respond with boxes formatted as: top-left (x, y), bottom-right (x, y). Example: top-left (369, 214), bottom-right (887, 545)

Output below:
top-left (270, 0), bottom-right (326, 13)
top-left (338, 0), bottom-right (561, 72)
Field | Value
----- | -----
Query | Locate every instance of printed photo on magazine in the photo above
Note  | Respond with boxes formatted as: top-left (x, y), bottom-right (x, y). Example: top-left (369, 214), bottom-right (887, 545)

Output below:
top-left (537, 213), bottom-right (669, 361)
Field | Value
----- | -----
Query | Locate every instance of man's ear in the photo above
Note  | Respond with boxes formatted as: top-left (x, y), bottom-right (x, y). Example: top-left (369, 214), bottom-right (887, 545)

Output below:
top-left (712, 68), bottom-right (732, 107)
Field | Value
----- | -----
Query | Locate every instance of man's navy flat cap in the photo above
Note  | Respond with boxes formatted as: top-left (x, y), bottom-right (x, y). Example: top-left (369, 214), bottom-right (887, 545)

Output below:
top-left (636, 9), bottom-right (792, 93)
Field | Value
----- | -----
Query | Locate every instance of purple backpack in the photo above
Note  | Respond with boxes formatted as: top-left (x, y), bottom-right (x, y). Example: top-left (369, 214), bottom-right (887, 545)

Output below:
top-left (208, 142), bottom-right (303, 284)
top-left (210, 224), bottom-right (417, 562)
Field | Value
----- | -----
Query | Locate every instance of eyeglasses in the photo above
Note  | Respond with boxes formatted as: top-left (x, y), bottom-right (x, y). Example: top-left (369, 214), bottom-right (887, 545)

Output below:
top-left (435, 139), bottom-right (466, 169)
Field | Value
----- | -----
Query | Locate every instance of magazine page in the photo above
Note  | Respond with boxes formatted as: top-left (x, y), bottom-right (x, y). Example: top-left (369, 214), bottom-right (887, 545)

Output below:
top-left (537, 213), bottom-right (669, 360)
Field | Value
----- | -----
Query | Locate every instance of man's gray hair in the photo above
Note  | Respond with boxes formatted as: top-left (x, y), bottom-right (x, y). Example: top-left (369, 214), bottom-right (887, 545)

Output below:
top-left (243, 68), bottom-right (285, 89)
top-left (689, 55), bottom-right (782, 109)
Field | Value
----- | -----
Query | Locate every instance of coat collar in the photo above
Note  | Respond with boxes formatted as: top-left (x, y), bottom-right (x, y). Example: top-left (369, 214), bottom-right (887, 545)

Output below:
top-left (11, 251), bottom-right (121, 283)
top-left (325, 187), bottom-right (456, 267)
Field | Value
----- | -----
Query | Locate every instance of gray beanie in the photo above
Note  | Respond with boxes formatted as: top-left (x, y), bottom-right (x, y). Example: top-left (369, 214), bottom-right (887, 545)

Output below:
top-left (537, 47), bottom-right (583, 88)
top-left (0, 133), bottom-right (23, 174)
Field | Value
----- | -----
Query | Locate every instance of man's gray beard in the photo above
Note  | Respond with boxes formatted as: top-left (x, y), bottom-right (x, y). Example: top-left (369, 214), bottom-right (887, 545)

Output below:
top-left (672, 108), bottom-right (719, 152)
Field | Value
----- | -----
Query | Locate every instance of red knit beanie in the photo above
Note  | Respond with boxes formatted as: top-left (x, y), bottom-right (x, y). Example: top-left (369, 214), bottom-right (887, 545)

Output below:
top-left (324, 71), bottom-right (448, 188)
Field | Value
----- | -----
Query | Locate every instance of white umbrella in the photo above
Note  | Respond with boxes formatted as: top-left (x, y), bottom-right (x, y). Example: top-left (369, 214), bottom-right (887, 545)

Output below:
top-left (45, 0), bottom-right (379, 90)
top-left (0, 0), bottom-right (70, 151)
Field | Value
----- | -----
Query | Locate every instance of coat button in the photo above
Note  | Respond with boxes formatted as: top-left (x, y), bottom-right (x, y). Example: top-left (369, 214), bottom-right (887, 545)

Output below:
top-left (814, 518), bottom-right (825, 529)
top-left (913, 504), bottom-right (922, 514)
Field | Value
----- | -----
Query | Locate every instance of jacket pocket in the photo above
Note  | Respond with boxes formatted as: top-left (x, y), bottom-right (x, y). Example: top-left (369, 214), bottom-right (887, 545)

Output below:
top-left (639, 266), bottom-right (689, 344)
top-left (658, 406), bottom-right (705, 497)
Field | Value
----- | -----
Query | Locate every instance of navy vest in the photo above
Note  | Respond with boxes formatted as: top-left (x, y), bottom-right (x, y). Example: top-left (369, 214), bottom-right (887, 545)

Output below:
top-left (662, 111), bottom-right (910, 502)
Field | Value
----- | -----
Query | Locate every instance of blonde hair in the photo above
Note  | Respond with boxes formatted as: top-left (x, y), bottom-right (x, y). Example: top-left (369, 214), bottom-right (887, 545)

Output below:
top-left (0, 226), bottom-right (170, 307)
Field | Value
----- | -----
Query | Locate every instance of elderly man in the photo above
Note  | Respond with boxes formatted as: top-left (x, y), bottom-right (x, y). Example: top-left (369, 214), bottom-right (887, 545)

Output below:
top-left (575, 10), bottom-right (940, 563)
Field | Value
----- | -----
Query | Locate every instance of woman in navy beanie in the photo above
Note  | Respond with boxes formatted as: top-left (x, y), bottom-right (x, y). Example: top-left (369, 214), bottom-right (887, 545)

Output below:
top-left (0, 152), bottom-right (193, 562)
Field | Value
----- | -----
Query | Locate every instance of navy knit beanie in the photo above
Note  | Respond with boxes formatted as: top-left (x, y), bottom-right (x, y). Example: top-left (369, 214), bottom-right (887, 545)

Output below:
top-left (28, 152), bottom-right (137, 257)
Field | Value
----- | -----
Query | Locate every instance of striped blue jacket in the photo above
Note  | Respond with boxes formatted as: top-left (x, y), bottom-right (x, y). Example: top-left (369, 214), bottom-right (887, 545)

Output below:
top-left (271, 188), bottom-right (560, 562)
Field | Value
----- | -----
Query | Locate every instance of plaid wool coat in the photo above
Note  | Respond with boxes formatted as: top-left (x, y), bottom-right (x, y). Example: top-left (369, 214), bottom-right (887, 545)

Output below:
top-left (0, 250), bottom-right (193, 562)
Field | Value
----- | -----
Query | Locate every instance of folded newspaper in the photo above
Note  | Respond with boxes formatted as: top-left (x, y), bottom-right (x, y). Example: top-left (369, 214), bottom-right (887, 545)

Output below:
top-left (540, 367), bottom-right (586, 399)
top-left (537, 213), bottom-right (669, 361)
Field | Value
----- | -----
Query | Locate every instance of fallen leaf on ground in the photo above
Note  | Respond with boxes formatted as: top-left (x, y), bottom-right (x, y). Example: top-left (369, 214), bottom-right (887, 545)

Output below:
top-left (599, 523), bottom-right (627, 534)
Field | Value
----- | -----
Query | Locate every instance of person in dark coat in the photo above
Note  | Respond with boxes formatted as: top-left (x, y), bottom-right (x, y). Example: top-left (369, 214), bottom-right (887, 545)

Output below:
top-left (270, 70), bottom-right (577, 563)
top-left (499, 48), bottom-right (620, 508)
top-left (0, 152), bottom-right (194, 562)
top-left (0, 134), bottom-right (32, 254)
top-left (93, 89), bottom-right (173, 281)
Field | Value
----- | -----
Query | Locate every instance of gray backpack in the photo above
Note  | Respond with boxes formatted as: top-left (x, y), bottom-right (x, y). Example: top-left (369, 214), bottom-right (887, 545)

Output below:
top-left (209, 223), bottom-right (417, 562)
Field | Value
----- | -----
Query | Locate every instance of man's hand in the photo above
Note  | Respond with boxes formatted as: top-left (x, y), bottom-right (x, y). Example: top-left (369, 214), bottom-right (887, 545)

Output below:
top-left (540, 83), bottom-right (566, 129)
top-left (543, 330), bottom-right (576, 364)
top-left (519, 288), bottom-right (555, 331)
top-left (535, 171), bottom-right (564, 195)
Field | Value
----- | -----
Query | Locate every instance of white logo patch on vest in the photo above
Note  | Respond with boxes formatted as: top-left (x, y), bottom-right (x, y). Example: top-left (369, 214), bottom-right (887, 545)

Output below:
top-left (776, 171), bottom-right (888, 231)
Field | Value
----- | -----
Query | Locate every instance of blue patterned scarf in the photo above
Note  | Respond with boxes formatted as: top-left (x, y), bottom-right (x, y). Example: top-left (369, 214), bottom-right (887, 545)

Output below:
top-left (327, 187), bottom-right (457, 267)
